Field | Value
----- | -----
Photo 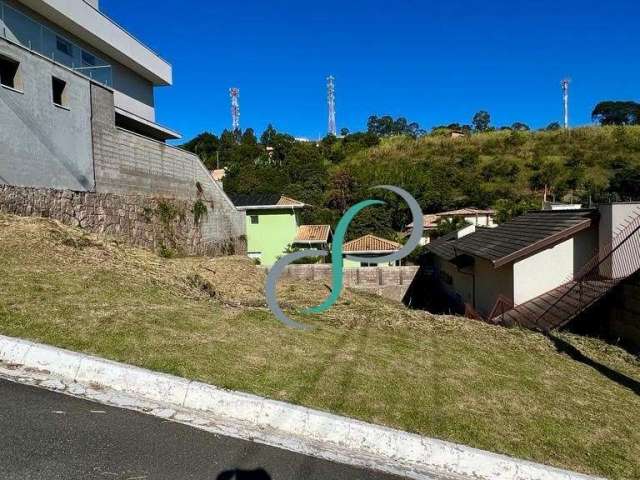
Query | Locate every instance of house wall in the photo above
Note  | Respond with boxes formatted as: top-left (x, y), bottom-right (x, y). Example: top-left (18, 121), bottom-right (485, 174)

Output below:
top-left (0, 0), bottom-right (156, 121)
top-left (599, 203), bottom-right (640, 279)
top-left (513, 238), bottom-right (574, 305)
top-left (512, 227), bottom-right (598, 305)
top-left (432, 257), bottom-right (474, 310)
top-left (245, 209), bottom-right (299, 266)
top-left (0, 38), bottom-right (95, 191)
top-left (475, 258), bottom-right (513, 317)
top-left (344, 255), bottom-right (400, 268)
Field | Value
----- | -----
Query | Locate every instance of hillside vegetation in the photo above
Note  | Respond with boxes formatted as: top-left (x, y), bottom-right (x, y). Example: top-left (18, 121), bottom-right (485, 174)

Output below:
top-left (184, 126), bottom-right (640, 238)
top-left (1, 214), bottom-right (639, 479)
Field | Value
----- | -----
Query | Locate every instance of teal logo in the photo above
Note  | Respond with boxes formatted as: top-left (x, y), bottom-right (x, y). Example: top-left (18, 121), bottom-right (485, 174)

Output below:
top-left (265, 186), bottom-right (424, 329)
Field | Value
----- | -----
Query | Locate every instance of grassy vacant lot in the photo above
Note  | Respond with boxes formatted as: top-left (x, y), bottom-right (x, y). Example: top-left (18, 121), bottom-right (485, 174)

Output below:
top-left (1, 214), bottom-right (639, 479)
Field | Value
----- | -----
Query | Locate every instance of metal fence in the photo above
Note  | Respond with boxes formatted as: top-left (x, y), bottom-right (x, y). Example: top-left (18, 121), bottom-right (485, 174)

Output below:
top-left (0, 0), bottom-right (112, 86)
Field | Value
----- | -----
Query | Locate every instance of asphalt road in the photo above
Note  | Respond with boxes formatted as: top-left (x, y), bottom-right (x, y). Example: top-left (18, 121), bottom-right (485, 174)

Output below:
top-left (0, 379), bottom-right (407, 480)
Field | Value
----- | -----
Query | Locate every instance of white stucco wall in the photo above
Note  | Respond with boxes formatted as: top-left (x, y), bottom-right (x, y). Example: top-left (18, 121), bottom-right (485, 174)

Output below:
top-left (513, 238), bottom-right (574, 305)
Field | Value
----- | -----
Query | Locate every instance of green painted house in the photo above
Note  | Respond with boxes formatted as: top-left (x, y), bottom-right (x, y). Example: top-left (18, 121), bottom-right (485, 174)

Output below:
top-left (229, 194), bottom-right (306, 266)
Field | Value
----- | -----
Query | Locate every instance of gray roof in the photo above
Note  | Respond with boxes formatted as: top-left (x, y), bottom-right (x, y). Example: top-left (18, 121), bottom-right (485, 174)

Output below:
top-left (427, 210), bottom-right (598, 268)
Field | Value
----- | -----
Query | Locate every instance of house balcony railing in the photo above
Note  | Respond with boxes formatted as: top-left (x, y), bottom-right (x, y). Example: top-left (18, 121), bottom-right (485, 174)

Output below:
top-left (0, 0), bottom-right (112, 87)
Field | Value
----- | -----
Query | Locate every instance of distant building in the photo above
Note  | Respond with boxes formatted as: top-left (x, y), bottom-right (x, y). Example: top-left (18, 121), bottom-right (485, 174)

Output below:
top-left (293, 225), bottom-right (333, 255)
top-left (543, 202), bottom-right (583, 211)
top-left (211, 169), bottom-right (227, 183)
top-left (229, 194), bottom-right (306, 266)
top-left (0, 0), bottom-right (245, 252)
top-left (405, 208), bottom-right (496, 245)
top-left (425, 204), bottom-right (640, 320)
top-left (343, 234), bottom-right (402, 267)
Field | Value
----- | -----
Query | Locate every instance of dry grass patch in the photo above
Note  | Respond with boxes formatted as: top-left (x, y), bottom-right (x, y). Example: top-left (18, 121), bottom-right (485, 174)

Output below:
top-left (0, 214), bottom-right (639, 479)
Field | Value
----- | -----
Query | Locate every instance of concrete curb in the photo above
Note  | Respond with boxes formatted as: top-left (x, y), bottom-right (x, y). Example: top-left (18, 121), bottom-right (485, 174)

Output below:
top-left (0, 335), bottom-right (601, 480)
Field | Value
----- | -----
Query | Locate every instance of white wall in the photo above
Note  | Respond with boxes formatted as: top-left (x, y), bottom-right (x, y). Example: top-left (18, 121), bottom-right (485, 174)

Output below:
top-left (513, 238), bottom-right (574, 305)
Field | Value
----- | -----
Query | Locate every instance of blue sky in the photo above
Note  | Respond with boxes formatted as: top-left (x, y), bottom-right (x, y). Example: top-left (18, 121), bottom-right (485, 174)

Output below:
top-left (101, 0), bottom-right (639, 142)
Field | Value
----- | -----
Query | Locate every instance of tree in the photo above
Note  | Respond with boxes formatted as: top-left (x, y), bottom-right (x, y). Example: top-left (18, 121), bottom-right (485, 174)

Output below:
top-left (494, 198), bottom-right (538, 224)
top-left (241, 128), bottom-right (258, 145)
top-left (340, 128), bottom-right (350, 136)
top-left (472, 111), bottom-right (491, 132)
top-left (544, 122), bottom-right (561, 131)
top-left (435, 217), bottom-right (471, 237)
top-left (260, 124), bottom-right (278, 146)
top-left (367, 115), bottom-right (423, 138)
top-left (592, 101), bottom-right (640, 126)
top-left (610, 164), bottom-right (640, 200)
top-left (325, 170), bottom-right (357, 214)
top-left (511, 122), bottom-right (530, 131)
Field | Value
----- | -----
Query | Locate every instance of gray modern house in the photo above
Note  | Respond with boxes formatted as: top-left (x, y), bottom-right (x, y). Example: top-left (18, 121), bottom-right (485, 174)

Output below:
top-left (0, 0), bottom-right (245, 254)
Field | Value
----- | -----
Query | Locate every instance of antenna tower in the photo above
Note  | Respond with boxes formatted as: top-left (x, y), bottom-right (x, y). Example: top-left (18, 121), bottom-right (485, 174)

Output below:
top-left (327, 75), bottom-right (336, 136)
top-left (230, 87), bottom-right (240, 132)
top-left (561, 79), bottom-right (570, 130)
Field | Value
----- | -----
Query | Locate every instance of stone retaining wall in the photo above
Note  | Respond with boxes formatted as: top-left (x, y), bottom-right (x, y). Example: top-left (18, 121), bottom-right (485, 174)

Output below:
top-left (277, 264), bottom-right (420, 302)
top-left (0, 185), bottom-right (246, 257)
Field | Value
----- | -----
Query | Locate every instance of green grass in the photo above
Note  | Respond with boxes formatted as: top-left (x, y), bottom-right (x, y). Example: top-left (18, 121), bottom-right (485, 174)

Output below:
top-left (1, 214), bottom-right (639, 479)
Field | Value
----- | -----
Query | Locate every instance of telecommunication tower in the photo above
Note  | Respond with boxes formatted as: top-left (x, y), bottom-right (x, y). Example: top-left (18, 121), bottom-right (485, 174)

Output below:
top-left (327, 76), bottom-right (336, 136)
top-left (561, 79), bottom-right (570, 130)
top-left (230, 87), bottom-right (240, 132)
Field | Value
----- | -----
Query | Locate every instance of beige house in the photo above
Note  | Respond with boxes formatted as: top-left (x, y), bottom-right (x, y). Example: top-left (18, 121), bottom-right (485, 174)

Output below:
top-left (343, 234), bottom-right (402, 268)
top-left (406, 208), bottom-right (496, 245)
top-left (426, 210), bottom-right (600, 317)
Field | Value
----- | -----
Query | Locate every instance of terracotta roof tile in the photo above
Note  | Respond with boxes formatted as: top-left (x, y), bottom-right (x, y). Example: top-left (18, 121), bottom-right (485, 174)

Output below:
top-left (294, 225), bottom-right (332, 243)
top-left (343, 234), bottom-right (401, 254)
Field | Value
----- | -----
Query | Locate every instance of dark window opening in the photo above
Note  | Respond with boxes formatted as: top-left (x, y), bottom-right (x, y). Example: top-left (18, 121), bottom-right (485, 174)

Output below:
top-left (52, 77), bottom-right (68, 107)
top-left (82, 51), bottom-right (96, 66)
top-left (56, 36), bottom-right (73, 56)
top-left (0, 55), bottom-right (20, 90)
top-left (250, 215), bottom-right (259, 225)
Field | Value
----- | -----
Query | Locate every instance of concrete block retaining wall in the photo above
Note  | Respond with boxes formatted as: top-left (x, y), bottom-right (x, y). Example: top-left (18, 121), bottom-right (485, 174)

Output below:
top-left (279, 264), bottom-right (420, 302)
top-left (0, 185), bottom-right (246, 256)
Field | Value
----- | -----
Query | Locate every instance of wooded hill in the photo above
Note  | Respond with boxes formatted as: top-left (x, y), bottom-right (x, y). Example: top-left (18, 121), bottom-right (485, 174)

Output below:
top-left (182, 125), bottom-right (640, 240)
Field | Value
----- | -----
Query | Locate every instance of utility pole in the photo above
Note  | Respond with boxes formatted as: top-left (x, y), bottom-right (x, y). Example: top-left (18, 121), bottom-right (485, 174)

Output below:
top-left (561, 79), bottom-right (570, 130)
top-left (327, 75), bottom-right (336, 136)
top-left (230, 87), bottom-right (240, 133)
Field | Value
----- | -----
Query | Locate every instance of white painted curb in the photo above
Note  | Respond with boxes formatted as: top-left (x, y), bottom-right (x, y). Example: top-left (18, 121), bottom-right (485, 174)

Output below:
top-left (0, 335), bottom-right (601, 480)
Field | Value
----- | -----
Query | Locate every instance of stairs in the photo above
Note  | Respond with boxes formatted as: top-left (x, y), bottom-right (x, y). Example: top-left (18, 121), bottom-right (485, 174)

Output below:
top-left (493, 211), bottom-right (640, 332)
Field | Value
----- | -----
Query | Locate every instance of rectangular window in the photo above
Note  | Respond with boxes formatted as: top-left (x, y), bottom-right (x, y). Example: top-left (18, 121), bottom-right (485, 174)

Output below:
top-left (52, 77), bottom-right (68, 108)
top-left (56, 36), bottom-right (73, 56)
top-left (0, 55), bottom-right (21, 90)
top-left (82, 51), bottom-right (96, 66)
top-left (250, 215), bottom-right (259, 225)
